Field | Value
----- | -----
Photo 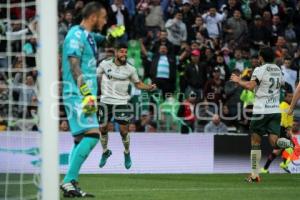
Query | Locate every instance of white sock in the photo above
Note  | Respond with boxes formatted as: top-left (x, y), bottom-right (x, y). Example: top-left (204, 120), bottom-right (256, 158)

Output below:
top-left (251, 146), bottom-right (261, 177)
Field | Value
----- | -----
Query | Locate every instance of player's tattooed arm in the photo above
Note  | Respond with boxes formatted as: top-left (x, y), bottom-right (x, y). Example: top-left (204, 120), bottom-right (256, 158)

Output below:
top-left (69, 57), bottom-right (84, 87)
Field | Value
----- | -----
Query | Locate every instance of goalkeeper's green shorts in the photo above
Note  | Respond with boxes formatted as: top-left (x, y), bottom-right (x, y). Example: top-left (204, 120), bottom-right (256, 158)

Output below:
top-left (64, 96), bottom-right (99, 136)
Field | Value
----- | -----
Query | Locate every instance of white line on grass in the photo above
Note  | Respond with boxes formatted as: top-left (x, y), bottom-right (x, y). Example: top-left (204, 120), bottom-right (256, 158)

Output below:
top-left (94, 187), bottom-right (299, 193)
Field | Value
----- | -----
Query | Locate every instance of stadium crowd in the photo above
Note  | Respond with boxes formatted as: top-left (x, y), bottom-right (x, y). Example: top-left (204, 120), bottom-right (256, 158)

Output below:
top-left (1, 0), bottom-right (300, 133)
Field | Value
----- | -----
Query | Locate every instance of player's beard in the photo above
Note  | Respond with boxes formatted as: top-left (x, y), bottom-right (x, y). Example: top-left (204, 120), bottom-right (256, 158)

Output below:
top-left (116, 56), bottom-right (127, 65)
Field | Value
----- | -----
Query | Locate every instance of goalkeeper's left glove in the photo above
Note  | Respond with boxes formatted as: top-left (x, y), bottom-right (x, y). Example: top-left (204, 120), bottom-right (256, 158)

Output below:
top-left (80, 84), bottom-right (97, 115)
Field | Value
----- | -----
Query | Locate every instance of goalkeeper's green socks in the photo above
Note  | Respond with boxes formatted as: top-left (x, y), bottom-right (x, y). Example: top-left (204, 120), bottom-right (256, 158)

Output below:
top-left (63, 134), bottom-right (99, 183)
top-left (68, 141), bottom-right (80, 164)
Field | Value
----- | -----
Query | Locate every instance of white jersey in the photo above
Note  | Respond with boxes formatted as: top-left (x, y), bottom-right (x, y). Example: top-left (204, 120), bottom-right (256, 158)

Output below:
top-left (97, 58), bottom-right (140, 105)
top-left (251, 63), bottom-right (283, 114)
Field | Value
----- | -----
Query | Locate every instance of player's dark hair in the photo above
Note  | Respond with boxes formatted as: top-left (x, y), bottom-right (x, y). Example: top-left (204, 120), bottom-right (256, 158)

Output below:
top-left (259, 46), bottom-right (274, 63)
top-left (82, 2), bottom-right (104, 19)
top-left (114, 42), bottom-right (128, 50)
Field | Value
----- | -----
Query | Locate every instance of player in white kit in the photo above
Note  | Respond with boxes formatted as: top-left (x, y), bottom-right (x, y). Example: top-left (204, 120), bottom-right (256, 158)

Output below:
top-left (97, 43), bottom-right (156, 169)
top-left (231, 46), bottom-right (293, 182)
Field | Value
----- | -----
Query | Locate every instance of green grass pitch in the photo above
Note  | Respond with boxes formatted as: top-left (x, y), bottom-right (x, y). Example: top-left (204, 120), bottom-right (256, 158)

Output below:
top-left (61, 174), bottom-right (300, 200)
top-left (1, 173), bottom-right (300, 199)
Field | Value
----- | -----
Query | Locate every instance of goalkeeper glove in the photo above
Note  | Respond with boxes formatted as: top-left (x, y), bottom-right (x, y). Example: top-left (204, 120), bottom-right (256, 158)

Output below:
top-left (80, 84), bottom-right (97, 115)
top-left (106, 25), bottom-right (125, 44)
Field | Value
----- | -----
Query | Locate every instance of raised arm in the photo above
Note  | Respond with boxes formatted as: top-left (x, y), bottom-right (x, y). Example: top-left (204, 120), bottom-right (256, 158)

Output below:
top-left (288, 82), bottom-right (300, 115)
top-left (230, 73), bottom-right (257, 91)
top-left (134, 81), bottom-right (156, 91)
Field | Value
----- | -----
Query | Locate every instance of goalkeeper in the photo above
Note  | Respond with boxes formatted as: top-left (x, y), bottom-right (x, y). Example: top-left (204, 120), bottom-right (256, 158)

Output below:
top-left (60, 2), bottom-right (124, 198)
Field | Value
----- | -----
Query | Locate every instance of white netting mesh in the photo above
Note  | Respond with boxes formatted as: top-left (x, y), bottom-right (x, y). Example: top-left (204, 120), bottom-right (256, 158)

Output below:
top-left (0, 1), bottom-right (41, 199)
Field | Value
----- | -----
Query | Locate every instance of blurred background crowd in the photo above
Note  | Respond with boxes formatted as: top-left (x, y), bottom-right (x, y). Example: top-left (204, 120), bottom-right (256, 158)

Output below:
top-left (1, 0), bottom-right (300, 133)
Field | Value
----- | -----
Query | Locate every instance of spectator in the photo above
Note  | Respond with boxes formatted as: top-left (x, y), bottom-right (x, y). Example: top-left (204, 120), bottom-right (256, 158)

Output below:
top-left (13, 72), bottom-right (38, 117)
top-left (72, 0), bottom-right (84, 24)
top-left (0, 79), bottom-right (8, 119)
top-left (281, 57), bottom-right (297, 91)
top-left (107, 121), bottom-right (115, 132)
top-left (191, 15), bottom-right (209, 40)
top-left (184, 49), bottom-right (206, 100)
top-left (135, 110), bottom-right (151, 132)
top-left (151, 29), bottom-right (174, 54)
top-left (58, 10), bottom-right (74, 46)
top-left (228, 49), bottom-right (250, 72)
top-left (214, 52), bottom-right (230, 81)
top-left (204, 67), bottom-right (226, 112)
top-left (248, 15), bottom-right (271, 53)
top-left (224, 69), bottom-right (243, 119)
top-left (59, 120), bottom-right (70, 132)
top-left (148, 44), bottom-right (177, 98)
top-left (165, 10), bottom-right (187, 53)
top-left (133, 1), bottom-right (149, 38)
top-left (269, 15), bottom-right (285, 46)
top-left (190, 0), bottom-right (210, 15)
top-left (204, 114), bottom-right (228, 133)
top-left (128, 122), bottom-right (137, 132)
top-left (223, 0), bottom-right (241, 19)
top-left (264, 0), bottom-right (285, 18)
top-left (201, 6), bottom-right (226, 39)
top-left (22, 34), bottom-right (37, 68)
top-left (145, 0), bottom-right (165, 34)
top-left (181, 0), bottom-right (196, 41)
top-left (177, 90), bottom-right (197, 133)
top-left (224, 9), bottom-right (248, 46)
top-left (146, 121), bottom-right (157, 132)
top-left (166, 0), bottom-right (183, 19)
top-left (108, 0), bottom-right (131, 41)
top-left (0, 116), bottom-right (6, 131)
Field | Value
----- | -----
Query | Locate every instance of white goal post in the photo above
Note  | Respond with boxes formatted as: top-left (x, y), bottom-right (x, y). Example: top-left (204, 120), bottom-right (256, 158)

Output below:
top-left (38, 0), bottom-right (59, 200)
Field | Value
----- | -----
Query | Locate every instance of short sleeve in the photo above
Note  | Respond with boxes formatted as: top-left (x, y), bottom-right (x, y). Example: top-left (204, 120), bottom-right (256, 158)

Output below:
top-left (251, 67), bottom-right (263, 85)
top-left (97, 61), bottom-right (105, 75)
top-left (66, 30), bottom-right (84, 58)
top-left (130, 67), bottom-right (140, 83)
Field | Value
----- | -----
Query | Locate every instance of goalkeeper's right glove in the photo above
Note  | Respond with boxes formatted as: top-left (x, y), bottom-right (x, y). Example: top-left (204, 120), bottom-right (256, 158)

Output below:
top-left (80, 84), bottom-right (97, 115)
top-left (106, 25), bottom-right (125, 44)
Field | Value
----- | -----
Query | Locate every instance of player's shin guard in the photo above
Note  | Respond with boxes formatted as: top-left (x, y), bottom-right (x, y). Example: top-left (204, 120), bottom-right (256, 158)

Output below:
top-left (100, 131), bottom-right (109, 152)
top-left (121, 132), bottom-right (130, 153)
top-left (251, 145), bottom-right (261, 178)
top-left (276, 138), bottom-right (293, 149)
top-left (63, 133), bottom-right (99, 183)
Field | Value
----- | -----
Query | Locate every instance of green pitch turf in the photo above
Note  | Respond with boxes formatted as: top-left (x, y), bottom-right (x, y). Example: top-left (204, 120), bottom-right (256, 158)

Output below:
top-left (1, 174), bottom-right (300, 199)
top-left (60, 174), bottom-right (300, 200)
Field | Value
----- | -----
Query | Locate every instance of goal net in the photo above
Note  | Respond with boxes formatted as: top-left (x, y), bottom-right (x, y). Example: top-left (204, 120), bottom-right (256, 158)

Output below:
top-left (0, 0), bottom-right (58, 199)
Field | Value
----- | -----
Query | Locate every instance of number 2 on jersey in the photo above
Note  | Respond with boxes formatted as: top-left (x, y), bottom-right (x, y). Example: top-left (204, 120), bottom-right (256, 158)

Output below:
top-left (268, 77), bottom-right (280, 94)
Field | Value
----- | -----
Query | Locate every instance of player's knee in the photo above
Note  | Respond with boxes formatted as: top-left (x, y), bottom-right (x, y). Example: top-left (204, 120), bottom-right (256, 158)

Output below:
top-left (251, 134), bottom-right (261, 145)
top-left (100, 126), bottom-right (108, 134)
top-left (120, 131), bottom-right (128, 139)
top-left (270, 140), bottom-right (277, 148)
top-left (101, 129), bottom-right (108, 136)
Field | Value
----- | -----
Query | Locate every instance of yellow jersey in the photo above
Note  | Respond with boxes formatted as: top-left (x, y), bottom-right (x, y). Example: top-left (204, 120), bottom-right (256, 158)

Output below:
top-left (280, 101), bottom-right (293, 128)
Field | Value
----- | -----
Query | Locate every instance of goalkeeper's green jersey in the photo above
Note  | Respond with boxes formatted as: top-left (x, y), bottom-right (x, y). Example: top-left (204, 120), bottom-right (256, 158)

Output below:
top-left (62, 25), bottom-right (105, 97)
